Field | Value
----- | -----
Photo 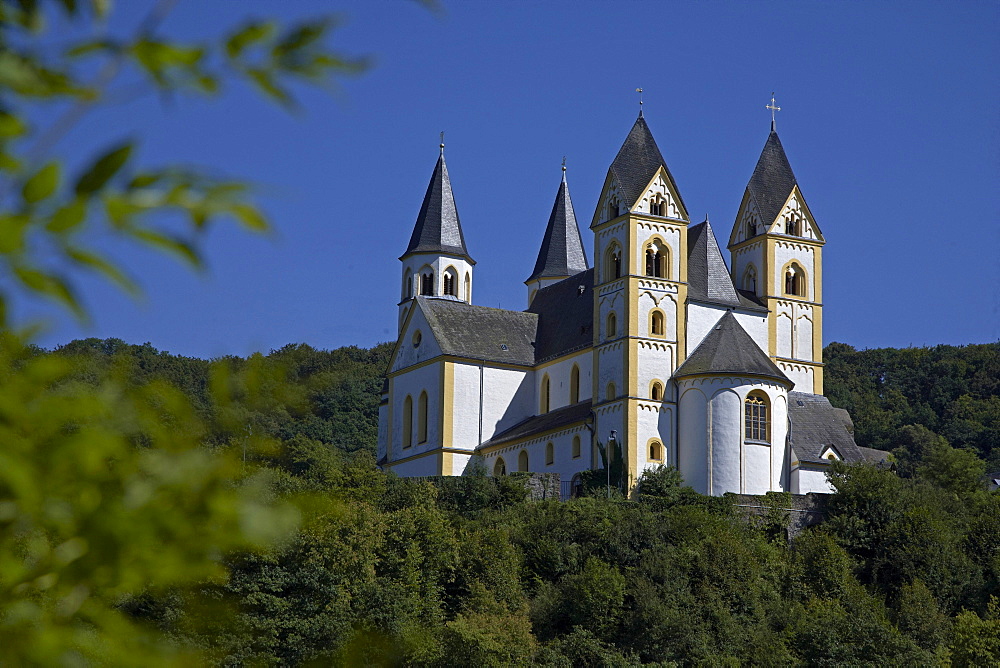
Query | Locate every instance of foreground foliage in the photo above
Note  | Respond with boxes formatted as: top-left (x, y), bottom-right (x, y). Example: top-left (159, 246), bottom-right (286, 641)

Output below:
top-left (12, 337), bottom-right (996, 665)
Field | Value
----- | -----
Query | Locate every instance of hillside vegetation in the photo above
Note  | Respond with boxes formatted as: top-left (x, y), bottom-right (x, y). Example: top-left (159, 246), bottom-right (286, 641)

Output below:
top-left (28, 338), bottom-right (1000, 664)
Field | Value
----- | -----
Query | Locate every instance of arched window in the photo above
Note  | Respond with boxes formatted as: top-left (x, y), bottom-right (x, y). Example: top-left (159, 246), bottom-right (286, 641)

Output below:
top-left (604, 244), bottom-right (622, 281)
top-left (518, 450), bottom-right (529, 472)
top-left (786, 214), bottom-right (800, 236)
top-left (649, 196), bottom-right (666, 217)
top-left (745, 391), bottom-right (770, 443)
top-left (545, 442), bottom-right (554, 466)
top-left (644, 240), bottom-right (668, 279)
top-left (572, 435), bottom-right (581, 459)
top-left (650, 310), bottom-right (665, 337)
top-left (606, 382), bottom-right (616, 401)
top-left (570, 365), bottom-right (580, 404)
top-left (606, 312), bottom-right (617, 339)
top-left (464, 273), bottom-right (471, 302)
top-left (403, 270), bottom-right (413, 300)
top-left (540, 374), bottom-right (551, 414)
top-left (494, 457), bottom-right (506, 476)
top-left (745, 219), bottom-right (756, 240)
top-left (784, 263), bottom-right (805, 297)
top-left (402, 395), bottom-right (413, 448)
top-left (649, 441), bottom-right (662, 461)
top-left (651, 381), bottom-right (663, 401)
top-left (742, 264), bottom-right (758, 294)
top-left (417, 391), bottom-right (428, 443)
top-left (571, 473), bottom-right (583, 498)
top-left (420, 271), bottom-right (434, 296)
top-left (443, 274), bottom-right (454, 296)
top-left (607, 198), bottom-right (619, 221)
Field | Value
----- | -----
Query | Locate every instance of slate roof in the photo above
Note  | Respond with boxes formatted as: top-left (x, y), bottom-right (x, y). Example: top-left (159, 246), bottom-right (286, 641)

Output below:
top-left (480, 401), bottom-right (593, 449)
top-left (527, 269), bottom-right (594, 363)
top-left (673, 311), bottom-right (789, 382)
top-left (788, 392), bottom-right (868, 465)
top-left (746, 130), bottom-right (798, 228)
top-left (402, 150), bottom-right (474, 262)
top-left (687, 219), bottom-right (743, 309)
top-left (527, 172), bottom-right (589, 282)
top-left (417, 297), bottom-right (536, 365)
top-left (609, 114), bottom-right (687, 214)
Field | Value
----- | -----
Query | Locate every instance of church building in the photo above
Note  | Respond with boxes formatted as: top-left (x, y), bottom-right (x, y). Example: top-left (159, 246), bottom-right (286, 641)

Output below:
top-left (377, 110), bottom-right (878, 496)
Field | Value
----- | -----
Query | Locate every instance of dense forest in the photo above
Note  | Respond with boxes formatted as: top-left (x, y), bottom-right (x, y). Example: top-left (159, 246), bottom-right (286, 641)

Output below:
top-left (25, 339), bottom-right (1000, 664)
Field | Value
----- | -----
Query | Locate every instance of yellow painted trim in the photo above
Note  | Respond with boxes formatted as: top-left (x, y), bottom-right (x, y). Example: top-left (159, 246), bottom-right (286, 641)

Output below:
top-left (387, 376), bottom-right (395, 461)
top-left (440, 361), bottom-right (454, 474)
top-left (388, 446), bottom-right (472, 468)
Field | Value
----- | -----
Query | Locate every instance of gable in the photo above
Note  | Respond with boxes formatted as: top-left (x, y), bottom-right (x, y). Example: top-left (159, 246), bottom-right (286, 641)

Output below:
top-left (637, 166), bottom-right (688, 220)
top-left (766, 187), bottom-right (825, 241)
top-left (390, 300), bottom-right (444, 373)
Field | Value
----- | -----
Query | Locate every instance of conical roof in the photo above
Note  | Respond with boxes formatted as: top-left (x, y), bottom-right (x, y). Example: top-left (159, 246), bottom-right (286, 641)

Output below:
top-left (402, 150), bottom-right (473, 262)
top-left (673, 311), bottom-right (790, 383)
top-left (687, 219), bottom-right (741, 308)
top-left (746, 130), bottom-right (797, 227)
top-left (527, 171), bottom-right (588, 282)
top-left (610, 114), bottom-right (687, 214)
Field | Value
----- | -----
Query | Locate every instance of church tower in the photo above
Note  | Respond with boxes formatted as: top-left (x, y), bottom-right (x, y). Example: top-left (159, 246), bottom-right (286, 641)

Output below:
top-left (727, 119), bottom-right (825, 393)
top-left (525, 164), bottom-right (588, 305)
top-left (590, 114), bottom-right (690, 488)
top-left (398, 142), bottom-right (475, 331)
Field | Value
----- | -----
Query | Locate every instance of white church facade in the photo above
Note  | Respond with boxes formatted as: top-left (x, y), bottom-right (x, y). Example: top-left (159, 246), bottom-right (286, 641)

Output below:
top-left (377, 112), bottom-right (881, 496)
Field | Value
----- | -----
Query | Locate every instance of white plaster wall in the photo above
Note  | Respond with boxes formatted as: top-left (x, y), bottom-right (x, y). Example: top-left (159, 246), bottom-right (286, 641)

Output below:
top-left (734, 311), bottom-right (769, 353)
top-left (595, 224), bottom-right (627, 283)
top-left (773, 242), bottom-right (815, 300)
top-left (637, 402), bottom-right (674, 471)
top-left (730, 241), bottom-right (764, 297)
top-left (772, 395), bottom-right (789, 490)
top-left (638, 343), bottom-right (674, 399)
top-left (792, 466), bottom-right (834, 494)
top-left (401, 255), bottom-right (474, 302)
top-left (452, 363), bottom-right (482, 450)
top-left (796, 313), bottom-right (814, 361)
top-left (778, 362), bottom-right (814, 393)
top-left (484, 427), bottom-right (592, 479)
top-left (775, 192), bottom-right (819, 241)
top-left (392, 305), bottom-right (443, 373)
top-left (637, 172), bottom-right (682, 220)
top-left (483, 366), bottom-right (534, 439)
top-left (686, 305), bottom-right (768, 357)
top-left (635, 222), bottom-right (683, 280)
top-left (638, 292), bottom-right (678, 340)
top-left (678, 386), bottom-right (708, 493)
top-left (597, 343), bottom-right (624, 401)
top-left (776, 309), bottom-right (793, 358)
top-left (537, 351), bottom-right (592, 413)
top-left (599, 290), bottom-right (625, 341)
top-left (391, 361), bottom-right (441, 461)
top-left (449, 453), bottom-right (473, 476)
top-left (711, 389), bottom-right (742, 495)
top-left (391, 452), bottom-right (441, 478)
top-left (744, 443), bottom-right (771, 495)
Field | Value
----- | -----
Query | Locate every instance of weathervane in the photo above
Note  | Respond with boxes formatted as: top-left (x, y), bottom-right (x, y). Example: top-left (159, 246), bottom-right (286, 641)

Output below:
top-left (636, 87), bottom-right (644, 115)
top-left (766, 92), bottom-right (780, 130)
top-left (439, 130), bottom-right (445, 154)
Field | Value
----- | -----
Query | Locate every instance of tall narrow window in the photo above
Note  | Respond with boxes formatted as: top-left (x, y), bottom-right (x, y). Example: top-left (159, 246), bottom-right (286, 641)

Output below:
top-left (443, 274), bottom-right (453, 296)
top-left (650, 197), bottom-right (665, 217)
top-left (605, 244), bottom-right (622, 281)
top-left (464, 273), bottom-right (471, 302)
top-left (650, 310), bottom-right (665, 337)
top-left (572, 435), bottom-right (581, 459)
top-left (518, 450), bottom-right (529, 472)
top-left (421, 272), bottom-right (434, 296)
top-left (607, 199), bottom-right (618, 221)
top-left (417, 391), bottom-right (428, 443)
top-left (540, 374), bottom-right (551, 414)
top-left (606, 312), bottom-right (617, 339)
top-left (644, 240), bottom-right (668, 278)
top-left (784, 263), bottom-right (805, 297)
top-left (606, 382), bottom-right (616, 401)
top-left (545, 442), bottom-right (554, 466)
top-left (402, 395), bottom-right (413, 448)
top-left (651, 381), bottom-right (663, 401)
top-left (570, 365), bottom-right (580, 404)
top-left (494, 457), bottom-right (506, 476)
top-left (743, 264), bottom-right (757, 294)
top-left (745, 392), bottom-right (769, 442)
top-left (786, 214), bottom-right (800, 236)
top-left (403, 270), bottom-right (413, 300)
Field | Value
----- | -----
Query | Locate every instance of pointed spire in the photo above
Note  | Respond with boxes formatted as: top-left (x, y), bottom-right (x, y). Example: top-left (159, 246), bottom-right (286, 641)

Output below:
top-left (674, 311), bottom-right (790, 383)
top-left (402, 144), bottom-right (473, 263)
top-left (746, 127), bottom-right (798, 228)
top-left (610, 114), bottom-right (687, 214)
top-left (687, 218), bottom-right (742, 308)
top-left (527, 164), bottom-right (588, 282)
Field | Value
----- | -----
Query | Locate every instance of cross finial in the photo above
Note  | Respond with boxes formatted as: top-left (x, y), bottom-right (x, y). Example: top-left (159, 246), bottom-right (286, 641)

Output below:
top-left (561, 155), bottom-right (567, 181)
top-left (636, 87), bottom-right (644, 116)
top-left (766, 92), bottom-right (780, 131)
top-left (439, 131), bottom-right (445, 154)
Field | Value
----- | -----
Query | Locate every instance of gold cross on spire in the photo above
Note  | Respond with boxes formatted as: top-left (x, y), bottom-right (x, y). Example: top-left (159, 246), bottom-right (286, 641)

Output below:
top-left (636, 87), bottom-right (644, 116)
top-left (766, 92), bottom-right (780, 131)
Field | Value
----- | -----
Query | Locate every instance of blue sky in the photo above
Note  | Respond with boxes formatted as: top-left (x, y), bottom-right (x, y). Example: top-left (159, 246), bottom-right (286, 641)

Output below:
top-left (19, 1), bottom-right (1000, 358)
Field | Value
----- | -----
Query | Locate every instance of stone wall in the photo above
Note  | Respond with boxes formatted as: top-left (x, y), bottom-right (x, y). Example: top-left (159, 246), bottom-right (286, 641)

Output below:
top-left (728, 491), bottom-right (830, 540)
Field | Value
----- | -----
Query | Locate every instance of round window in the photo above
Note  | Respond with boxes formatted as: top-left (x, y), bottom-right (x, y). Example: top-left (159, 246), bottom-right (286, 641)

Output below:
top-left (412, 330), bottom-right (422, 348)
